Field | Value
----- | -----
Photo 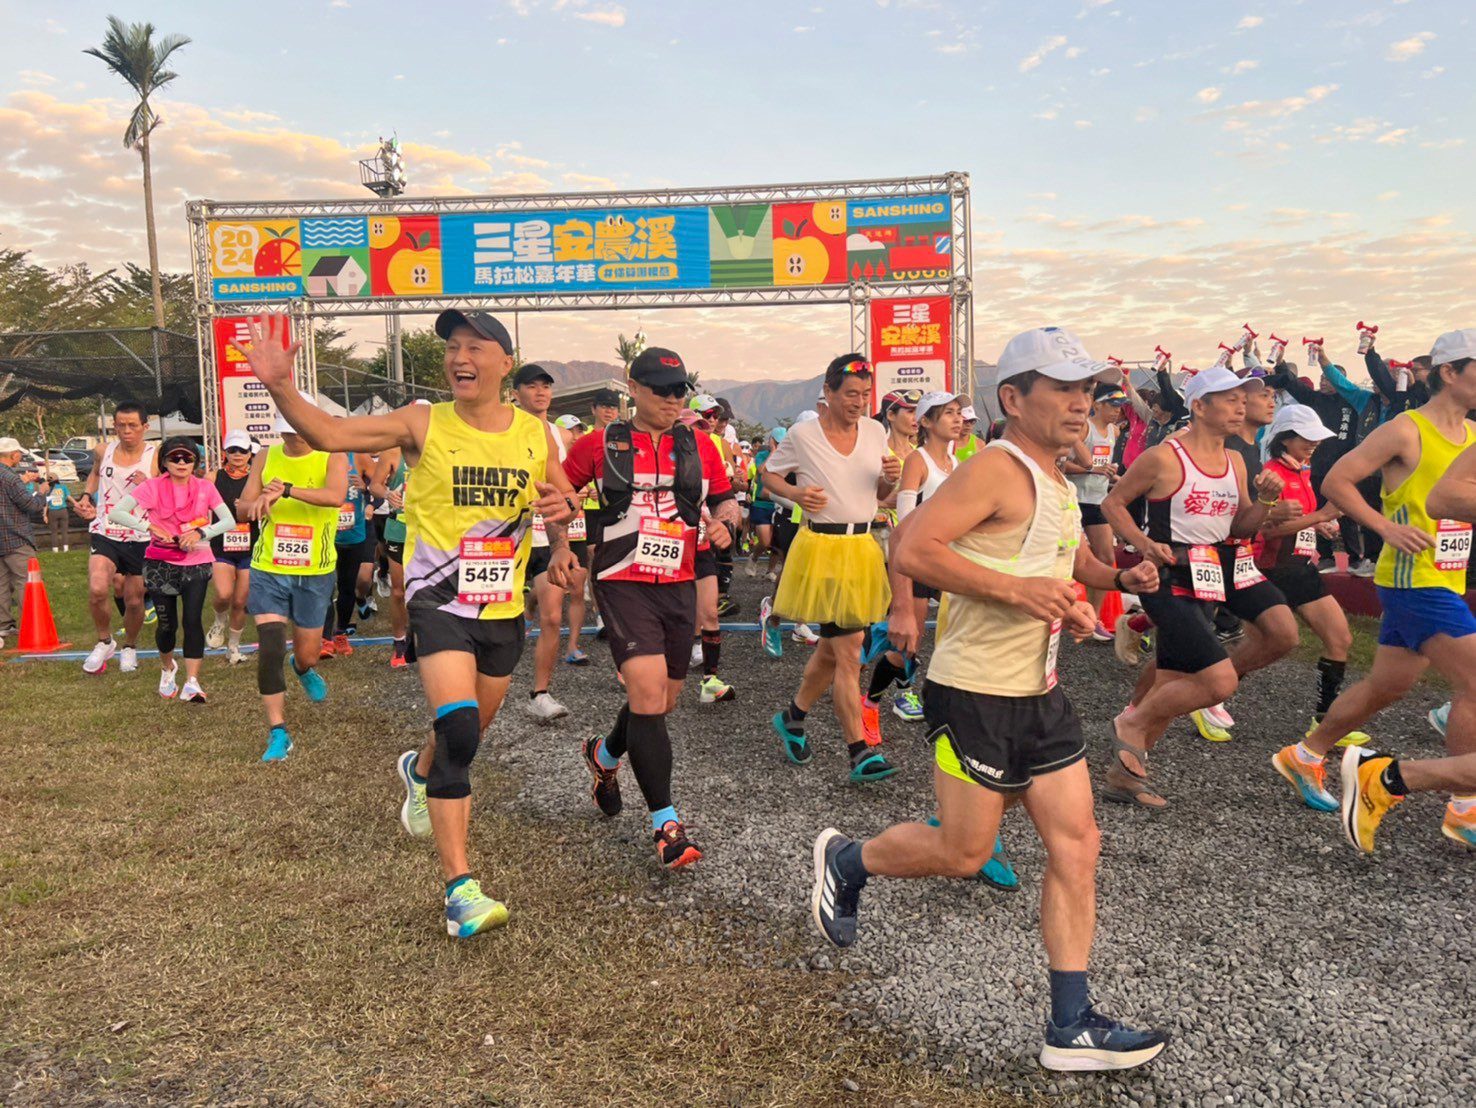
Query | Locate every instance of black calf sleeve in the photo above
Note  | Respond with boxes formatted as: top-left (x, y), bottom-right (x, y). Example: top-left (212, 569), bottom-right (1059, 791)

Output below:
top-left (604, 703), bottom-right (632, 759)
top-left (1316, 657), bottom-right (1347, 718)
top-left (256, 622), bottom-right (289, 694)
top-left (868, 656), bottom-right (907, 699)
top-left (427, 703), bottom-right (481, 800)
top-left (623, 711), bottom-right (673, 813)
top-left (701, 628), bottom-right (722, 676)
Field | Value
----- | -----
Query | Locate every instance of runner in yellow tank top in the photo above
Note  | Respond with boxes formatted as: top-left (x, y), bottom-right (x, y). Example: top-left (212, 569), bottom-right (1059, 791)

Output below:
top-left (1283, 328), bottom-right (1476, 854)
top-left (234, 310), bottom-right (581, 939)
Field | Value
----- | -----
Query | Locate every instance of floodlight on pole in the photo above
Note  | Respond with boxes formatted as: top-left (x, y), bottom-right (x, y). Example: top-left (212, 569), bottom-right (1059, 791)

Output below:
top-left (359, 134), bottom-right (407, 198)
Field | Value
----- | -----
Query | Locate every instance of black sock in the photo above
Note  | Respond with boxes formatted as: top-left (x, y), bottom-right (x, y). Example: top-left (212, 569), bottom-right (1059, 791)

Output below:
top-left (701, 629), bottom-right (721, 676)
top-left (530, 689), bottom-right (547, 698)
top-left (623, 711), bottom-right (673, 812)
top-left (867, 656), bottom-right (907, 699)
top-left (1381, 759), bottom-right (1408, 796)
top-left (846, 740), bottom-right (869, 761)
top-left (783, 700), bottom-right (807, 732)
top-left (834, 840), bottom-right (870, 887)
top-left (1316, 657), bottom-right (1346, 718)
top-left (604, 703), bottom-right (632, 759)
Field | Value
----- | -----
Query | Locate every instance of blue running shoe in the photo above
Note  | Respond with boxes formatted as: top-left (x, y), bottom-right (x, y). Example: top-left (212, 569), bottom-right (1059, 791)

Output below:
top-left (294, 661), bottom-right (328, 702)
top-left (927, 817), bottom-right (1019, 890)
top-left (811, 828), bottom-right (863, 948)
top-left (891, 688), bottom-right (924, 722)
top-left (262, 726), bottom-right (293, 763)
top-left (862, 621), bottom-right (892, 666)
top-left (760, 595), bottom-right (783, 658)
top-left (1429, 701), bottom-right (1450, 737)
top-left (444, 878), bottom-right (509, 938)
top-left (1039, 1006), bottom-right (1169, 1072)
top-left (773, 711), bottom-right (811, 765)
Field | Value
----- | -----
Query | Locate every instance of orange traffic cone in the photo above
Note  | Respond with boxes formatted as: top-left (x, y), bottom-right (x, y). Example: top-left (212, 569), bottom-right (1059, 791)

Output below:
top-left (1099, 589), bottom-right (1124, 629)
top-left (16, 557), bottom-right (67, 653)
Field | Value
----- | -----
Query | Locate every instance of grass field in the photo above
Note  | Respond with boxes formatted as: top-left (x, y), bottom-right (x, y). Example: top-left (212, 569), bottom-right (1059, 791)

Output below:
top-left (0, 551), bottom-right (1009, 1106)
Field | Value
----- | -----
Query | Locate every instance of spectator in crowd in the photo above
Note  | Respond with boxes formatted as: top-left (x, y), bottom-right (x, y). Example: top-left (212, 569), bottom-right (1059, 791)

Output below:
top-left (0, 436), bottom-right (50, 646)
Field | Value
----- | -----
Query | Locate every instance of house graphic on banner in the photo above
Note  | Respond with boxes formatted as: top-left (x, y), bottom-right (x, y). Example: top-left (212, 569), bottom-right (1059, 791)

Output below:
top-left (306, 255), bottom-right (368, 298)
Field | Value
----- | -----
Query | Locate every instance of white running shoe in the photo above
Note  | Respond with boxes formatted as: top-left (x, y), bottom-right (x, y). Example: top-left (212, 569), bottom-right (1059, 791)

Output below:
top-left (396, 750), bottom-right (431, 836)
top-left (227, 645), bottom-right (247, 666)
top-left (82, 638), bottom-right (116, 675)
top-left (1202, 702), bottom-right (1235, 730)
top-left (158, 663), bottom-right (179, 699)
top-left (375, 572), bottom-right (391, 598)
top-left (119, 647), bottom-right (139, 674)
top-left (179, 677), bottom-right (207, 703)
top-left (690, 641), bottom-right (704, 667)
top-left (766, 571), bottom-right (778, 583)
top-left (744, 558), bottom-right (760, 578)
top-left (700, 674), bottom-right (736, 703)
top-left (205, 616), bottom-right (227, 650)
top-left (525, 691), bottom-right (569, 722)
top-left (791, 623), bottom-right (820, 645)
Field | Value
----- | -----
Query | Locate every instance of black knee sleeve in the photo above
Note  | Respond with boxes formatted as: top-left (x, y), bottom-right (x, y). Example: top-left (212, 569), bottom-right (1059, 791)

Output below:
top-left (257, 622), bottom-right (288, 694)
top-left (427, 703), bottom-right (481, 800)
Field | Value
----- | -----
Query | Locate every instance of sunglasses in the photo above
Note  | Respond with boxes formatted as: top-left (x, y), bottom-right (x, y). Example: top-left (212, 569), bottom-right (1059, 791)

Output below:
top-left (224, 446), bottom-right (250, 455)
top-left (841, 358), bottom-right (873, 375)
top-left (649, 383), bottom-right (689, 399)
top-left (166, 452), bottom-right (198, 464)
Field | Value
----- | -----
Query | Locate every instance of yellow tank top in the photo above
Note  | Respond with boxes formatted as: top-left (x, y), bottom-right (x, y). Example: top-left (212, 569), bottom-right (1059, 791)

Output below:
top-left (251, 445), bottom-right (338, 576)
top-left (926, 440), bottom-right (1081, 697)
top-left (1374, 410), bottom-right (1476, 592)
top-left (402, 402), bottom-right (548, 620)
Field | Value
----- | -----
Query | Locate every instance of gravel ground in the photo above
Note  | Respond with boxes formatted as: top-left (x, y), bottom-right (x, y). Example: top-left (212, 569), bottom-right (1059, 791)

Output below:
top-left (386, 571), bottom-right (1473, 1107)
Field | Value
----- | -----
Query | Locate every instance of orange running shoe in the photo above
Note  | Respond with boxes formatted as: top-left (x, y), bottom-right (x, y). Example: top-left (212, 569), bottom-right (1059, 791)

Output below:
top-left (1441, 801), bottom-right (1476, 849)
top-left (654, 821), bottom-right (701, 868)
top-left (319, 638), bottom-right (337, 659)
top-left (861, 697), bottom-right (884, 747)
top-left (333, 633), bottom-right (353, 656)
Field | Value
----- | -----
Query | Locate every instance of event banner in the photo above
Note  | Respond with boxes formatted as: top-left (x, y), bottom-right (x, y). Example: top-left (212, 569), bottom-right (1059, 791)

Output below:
top-left (213, 316), bottom-right (283, 447)
top-left (868, 296), bottom-right (952, 401)
top-left (205, 194), bottom-right (953, 303)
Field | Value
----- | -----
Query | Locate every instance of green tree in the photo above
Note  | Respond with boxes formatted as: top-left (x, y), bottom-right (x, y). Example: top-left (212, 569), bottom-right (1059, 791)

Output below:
top-left (84, 16), bottom-right (191, 331)
top-left (614, 332), bottom-right (645, 372)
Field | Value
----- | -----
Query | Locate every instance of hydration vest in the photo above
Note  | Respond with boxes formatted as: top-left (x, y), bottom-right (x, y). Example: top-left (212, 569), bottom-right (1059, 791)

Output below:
top-left (594, 421), bottom-right (703, 540)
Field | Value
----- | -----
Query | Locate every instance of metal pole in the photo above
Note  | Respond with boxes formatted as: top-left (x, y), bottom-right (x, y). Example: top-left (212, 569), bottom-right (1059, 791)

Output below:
top-left (151, 328), bottom-right (167, 439)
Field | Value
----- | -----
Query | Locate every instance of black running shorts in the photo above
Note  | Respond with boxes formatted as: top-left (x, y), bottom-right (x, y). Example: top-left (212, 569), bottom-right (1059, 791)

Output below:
top-left (408, 606), bottom-right (524, 677)
top-left (694, 548), bottom-right (718, 580)
top-left (595, 578), bottom-right (696, 679)
top-left (923, 681), bottom-right (1086, 793)
top-left (89, 533), bottom-right (147, 577)
top-left (1264, 561), bottom-right (1325, 609)
top-left (1139, 550), bottom-right (1289, 674)
top-left (527, 545), bottom-right (552, 582)
top-left (772, 513), bottom-right (798, 557)
top-left (1079, 502), bottom-right (1108, 528)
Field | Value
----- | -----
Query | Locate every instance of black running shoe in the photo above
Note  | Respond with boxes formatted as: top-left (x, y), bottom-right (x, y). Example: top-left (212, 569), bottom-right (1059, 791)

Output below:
top-left (654, 820), bottom-right (701, 868)
top-left (1039, 1006), bottom-right (1169, 1072)
top-left (581, 734), bottom-right (622, 817)
top-left (716, 594), bottom-right (739, 618)
top-left (810, 828), bottom-right (864, 947)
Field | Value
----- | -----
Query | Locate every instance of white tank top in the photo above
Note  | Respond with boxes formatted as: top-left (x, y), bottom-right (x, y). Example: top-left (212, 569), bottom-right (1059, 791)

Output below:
top-left (530, 424), bottom-right (566, 549)
top-left (1148, 438), bottom-right (1239, 546)
top-left (91, 440), bottom-right (157, 540)
top-left (1071, 422), bottom-right (1118, 506)
top-left (918, 447), bottom-right (952, 505)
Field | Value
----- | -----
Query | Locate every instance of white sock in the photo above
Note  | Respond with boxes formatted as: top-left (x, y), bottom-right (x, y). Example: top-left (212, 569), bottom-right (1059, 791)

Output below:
top-left (1295, 741), bottom-right (1322, 764)
top-left (228, 628), bottom-right (242, 648)
top-left (1449, 795), bottom-right (1476, 814)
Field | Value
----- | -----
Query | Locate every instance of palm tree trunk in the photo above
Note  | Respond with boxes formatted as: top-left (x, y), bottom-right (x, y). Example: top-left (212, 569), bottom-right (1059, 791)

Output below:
top-left (139, 131), bottom-right (165, 330)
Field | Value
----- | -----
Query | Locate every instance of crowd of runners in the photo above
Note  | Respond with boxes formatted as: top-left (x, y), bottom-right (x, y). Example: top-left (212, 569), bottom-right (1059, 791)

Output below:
top-left (44, 312), bottom-right (1476, 1075)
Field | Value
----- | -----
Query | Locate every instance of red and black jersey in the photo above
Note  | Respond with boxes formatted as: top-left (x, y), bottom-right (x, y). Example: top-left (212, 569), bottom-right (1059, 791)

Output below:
top-left (1256, 457), bottom-right (1317, 568)
top-left (563, 426), bottom-right (733, 584)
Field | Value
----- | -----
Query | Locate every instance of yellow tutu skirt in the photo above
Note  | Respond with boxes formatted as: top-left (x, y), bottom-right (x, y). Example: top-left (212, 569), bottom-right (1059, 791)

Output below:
top-left (774, 528), bottom-right (891, 628)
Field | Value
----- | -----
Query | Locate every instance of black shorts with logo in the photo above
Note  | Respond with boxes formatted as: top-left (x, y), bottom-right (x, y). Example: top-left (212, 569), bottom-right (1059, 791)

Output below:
top-left (595, 578), bottom-right (696, 679)
top-left (89, 533), bottom-right (148, 577)
top-left (1264, 560), bottom-right (1325, 609)
top-left (408, 605), bottom-right (525, 677)
top-left (1139, 547), bottom-right (1288, 674)
top-left (923, 681), bottom-right (1086, 793)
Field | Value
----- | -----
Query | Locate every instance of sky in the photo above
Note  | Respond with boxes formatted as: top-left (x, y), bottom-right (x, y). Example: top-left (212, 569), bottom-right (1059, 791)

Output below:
top-left (1, 0), bottom-right (1473, 382)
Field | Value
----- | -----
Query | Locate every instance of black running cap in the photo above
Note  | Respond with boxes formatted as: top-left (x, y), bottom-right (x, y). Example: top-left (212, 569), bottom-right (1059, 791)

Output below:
top-left (512, 363), bottom-right (555, 387)
top-left (434, 309), bottom-right (513, 353)
top-left (592, 388), bottom-right (622, 408)
top-left (629, 347), bottom-right (688, 387)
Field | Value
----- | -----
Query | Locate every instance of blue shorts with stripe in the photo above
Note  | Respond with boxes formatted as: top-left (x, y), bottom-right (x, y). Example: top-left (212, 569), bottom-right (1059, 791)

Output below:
top-left (1376, 586), bottom-right (1476, 652)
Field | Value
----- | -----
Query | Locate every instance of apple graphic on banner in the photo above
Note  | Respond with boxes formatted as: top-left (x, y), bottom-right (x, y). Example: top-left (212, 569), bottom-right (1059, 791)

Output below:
top-left (774, 218), bottom-right (829, 285)
top-left (811, 201), bottom-right (846, 236)
top-left (387, 231), bottom-right (442, 294)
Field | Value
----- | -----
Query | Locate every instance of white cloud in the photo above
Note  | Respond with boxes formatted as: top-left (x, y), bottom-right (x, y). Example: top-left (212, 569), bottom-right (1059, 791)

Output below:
top-left (1423, 66), bottom-right (1445, 79)
top-left (1090, 67), bottom-right (1111, 77)
top-left (574, 5), bottom-right (626, 27)
top-left (1210, 84), bottom-right (1338, 128)
top-left (1237, 15), bottom-right (1263, 29)
top-left (563, 171), bottom-right (618, 189)
top-left (1375, 128), bottom-right (1411, 145)
top-left (1074, 119), bottom-right (1093, 129)
top-left (1420, 138), bottom-right (1466, 150)
top-left (936, 42), bottom-right (968, 55)
top-left (1134, 107), bottom-right (1158, 123)
top-left (1195, 87), bottom-right (1222, 104)
top-left (1033, 109), bottom-right (1059, 121)
top-left (793, 25), bottom-right (813, 32)
top-left (17, 71), bottom-right (56, 87)
top-left (1230, 59), bottom-right (1258, 74)
top-left (330, 0), bottom-right (350, 7)
top-left (1387, 32), bottom-right (1434, 62)
top-left (1076, 0), bottom-right (1114, 16)
top-left (1377, 191), bottom-right (1399, 201)
top-left (1019, 35), bottom-right (1068, 73)
top-left (1065, 46), bottom-right (1084, 59)
top-left (44, 19), bottom-right (65, 34)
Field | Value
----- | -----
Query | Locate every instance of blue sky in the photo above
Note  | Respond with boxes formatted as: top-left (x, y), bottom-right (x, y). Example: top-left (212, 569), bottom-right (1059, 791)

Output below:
top-left (2, 0), bottom-right (1472, 378)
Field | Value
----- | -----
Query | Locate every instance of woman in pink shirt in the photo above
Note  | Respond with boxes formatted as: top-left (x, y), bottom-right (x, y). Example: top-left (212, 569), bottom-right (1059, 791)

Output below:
top-left (109, 437), bottom-right (236, 702)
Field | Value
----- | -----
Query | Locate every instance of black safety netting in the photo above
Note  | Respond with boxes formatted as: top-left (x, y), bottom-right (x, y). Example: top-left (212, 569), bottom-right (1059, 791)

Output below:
top-left (0, 328), bottom-right (202, 419)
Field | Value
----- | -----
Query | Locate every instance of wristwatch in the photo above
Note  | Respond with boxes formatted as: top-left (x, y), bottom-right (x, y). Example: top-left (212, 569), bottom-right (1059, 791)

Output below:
top-left (282, 482), bottom-right (294, 501)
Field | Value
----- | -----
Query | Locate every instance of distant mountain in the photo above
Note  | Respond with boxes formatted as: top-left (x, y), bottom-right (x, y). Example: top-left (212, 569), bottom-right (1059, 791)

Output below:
top-left (538, 359), bottom-right (627, 388)
top-left (703, 376), bottom-right (823, 427)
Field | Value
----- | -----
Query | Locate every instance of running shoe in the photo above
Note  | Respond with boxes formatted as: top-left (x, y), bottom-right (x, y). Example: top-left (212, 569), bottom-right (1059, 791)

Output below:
top-left (227, 645), bottom-right (247, 666)
top-left (1091, 621), bottom-right (1113, 642)
top-left (294, 662), bottom-right (328, 702)
top-left (766, 570), bottom-right (778, 583)
top-left (179, 677), bottom-right (207, 704)
top-left (581, 734), bottom-right (622, 817)
top-left (1039, 1007), bottom-right (1169, 1072)
top-left (744, 557), bottom-right (760, 578)
top-left (926, 817), bottom-right (1018, 890)
top-left (849, 749), bottom-right (898, 783)
top-left (82, 637), bottom-right (116, 675)
top-left (119, 646), bottom-right (139, 673)
top-left (1441, 802), bottom-right (1476, 849)
top-left (1202, 702), bottom-right (1235, 731)
top-left (700, 675), bottom-right (736, 703)
top-left (811, 828), bottom-right (863, 948)
top-left (391, 638), bottom-right (409, 668)
top-left (1349, 558), bottom-right (1377, 579)
top-left (773, 711), bottom-right (811, 765)
top-left (375, 571), bottom-right (391, 597)
top-left (396, 750), bottom-right (431, 836)
top-left (594, 612), bottom-right (606, 640)
top-left (205, 616), bottom-right (227, 650)
top-left (158, 663), bottom-right (178, 700)
top-left (1189, 708), bottom-right (1232, 743)
top-left (1340, 748), bottom-right (1403, 854)
top-left (1305, 716), bottom-right (1371, 748)
top-left (654, 820), bottom-right (701, 868)
top-left (564, 649), bottom-right (590, 666)
top-left (526, 692), bottom-right (569, 722)
top-left (759, 596), bottom-right (782, 658)
top-left (862, 622), bottom-right (892, 667)
top-left (1271, 745), bottom-right (1337, 812)
top-left (1428, 702), bottom-right (1450, 737)
top-left (143, 602), bottom-right (157, 626)
top-left (358, 598), bottom-right (376, 619)
top-left (319, 637), bottom-right (337, 659)
top-left (1317, 557), bottom-right (1337, 575)
top-left (892, 688), bottom-right (924, 722)
top-left (716, 594), bottom-right (739, 618)
top-left (333, 633), bottom-right (354, 656)
top-left (792, 623), bottom-right (820, 646)
top-left (444, 878), bottom-right (509, 938)
top-left (861, 698), bottom-right (884, 746)
top-left (261, 726), bottom-right (293, 763)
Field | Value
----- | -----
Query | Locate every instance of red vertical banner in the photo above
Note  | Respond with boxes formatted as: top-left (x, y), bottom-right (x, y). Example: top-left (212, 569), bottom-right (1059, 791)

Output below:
top-left (213, 316), bottom-right (283, 449)
top-left (868, 296), bottom-right (951, 408)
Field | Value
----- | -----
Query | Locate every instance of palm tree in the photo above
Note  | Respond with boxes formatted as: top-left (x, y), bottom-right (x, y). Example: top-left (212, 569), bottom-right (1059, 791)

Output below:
top-left (85, 16), bottom-right (191, 331)
top-left (614, 332), bottom-right (645, 371)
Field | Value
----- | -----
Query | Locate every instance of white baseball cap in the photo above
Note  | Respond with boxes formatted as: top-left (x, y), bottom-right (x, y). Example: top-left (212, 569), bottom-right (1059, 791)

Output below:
top-left (1182, 366), bottom-right (1265, 406)
top-left (795, 409), bottom-right (819, 424)
top-left (223, 430), bottom-right (254, 452)
top-left (960, 405), bottom-right (978, 422)
top-left (272, 411), bottom-right (296, 435)
top-left (996, 327), bottom-right (1119, 385)
top-left (916, 391), bottom-right (966, 422)
top-left (689, 393), bottom-right (721, 415)
top-left (1430, 329), bottom-right (1476, 366)
top-left (1266, 403), bottom-right (1334, 445)
top-left (0, 436), bottom-right (22, 454)
top-left (554, 413), bottom-right (583, 430)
